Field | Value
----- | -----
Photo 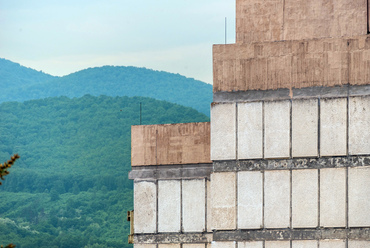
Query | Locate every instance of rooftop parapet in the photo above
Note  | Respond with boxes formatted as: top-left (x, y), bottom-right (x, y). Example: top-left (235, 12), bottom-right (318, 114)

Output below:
top-left (236, 0), bottom-right (367, 44)
top-left (131, 122), bottom-right (211, 166)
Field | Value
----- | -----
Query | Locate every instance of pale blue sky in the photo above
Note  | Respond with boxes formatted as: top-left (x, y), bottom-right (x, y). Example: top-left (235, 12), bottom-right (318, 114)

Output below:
top-left (0, 0), bottom-right (235, 84)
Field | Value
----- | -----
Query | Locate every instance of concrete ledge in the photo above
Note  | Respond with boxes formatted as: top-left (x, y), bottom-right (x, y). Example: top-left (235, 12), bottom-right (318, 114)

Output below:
top-left (213, 228), bottom-right (370, 241)
top-left (213, 85), bottom-right (370, 103)
top-left (213, 156), bottom-right (370, 172)
top-left (129, 164), bottom-right (213, 180)
top-left (134, 233), bottom-right (213, 244)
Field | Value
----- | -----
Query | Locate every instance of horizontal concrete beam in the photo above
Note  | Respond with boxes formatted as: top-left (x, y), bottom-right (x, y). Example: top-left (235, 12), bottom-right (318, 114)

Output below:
top-left (213, 228), bottom-right (370, 241)
top-left (129, 164), bottom-right (213, 180)
top-left (134, 233), bottom-right (213, 244)
top-left (213, 156), bottom-right (370, 172)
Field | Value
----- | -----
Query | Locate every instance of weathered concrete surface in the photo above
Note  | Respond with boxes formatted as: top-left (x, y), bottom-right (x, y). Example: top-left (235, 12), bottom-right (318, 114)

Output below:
top-left (213, 36), bottom-right (370, 92)
top-left (348, 240), bottom-right (370, 248)
top-left (211, 172), bottom-right (236, 230)
top-left (292, 169), bottom-right (318, 228)
top-left (292, 99), bottom-right (318, 157)
top-left (211, 103), bottom-right (236, 160)
top-left (292, 240), bottom-right (317, 248)
top-left (182, 179), bottom-right (206, 232)
top-left (264, 101), bottom-right (290, 159)
top-left (207, 180), bottom-right (212, 232)
top-left (134, 233), bottom-right (212, 244)
top-left (265, 241), bottom-right (290, 248)
top-left (131, 122), bottom-right (211, 166)
top-left (237, 171), bottom-right (263, 229)
top-left (320, 98), bottom-right (347, 156)
top-left (213, 228), bottom-right (370, 241)
top-left (238, 241), bottom-right (263, 248)
top-left (319, 240), bottom-right (346, 248)
top-left (134, 181), bottom-right (157, 233)
top-left (214, 156), bottom-right (370, 172)
top-left (158, 245), bottom-right (180, 248)
top-left (158, 180), bottom-right (181, 232)
top-left (320, 168), bottom-right (346, 227)
top-left (238, 102), bottom-right (263, 159)
top-left (348, 166), bottom-right (370, 227)
top-left (211, 241), bottom-right (236, 248)
top-left (264, 170), bottom-right (290, 228)
top-left (236, 0), bottom-right (366, 43)
top-left (349, 96), bottom-right (370, 155)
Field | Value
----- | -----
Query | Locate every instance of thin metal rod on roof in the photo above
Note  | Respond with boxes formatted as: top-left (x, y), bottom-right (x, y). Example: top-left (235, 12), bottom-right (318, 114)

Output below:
top-left (225, 17), bottom-right (227, 44)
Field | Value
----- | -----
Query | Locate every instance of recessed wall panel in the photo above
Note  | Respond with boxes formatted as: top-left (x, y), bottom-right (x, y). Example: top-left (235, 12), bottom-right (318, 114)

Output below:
top-left (158, 180), bottom-right (181, 232)
top-left (349, 96), bottom-right (370, 155)
top-left (134, 181), bottom-right (157, 233)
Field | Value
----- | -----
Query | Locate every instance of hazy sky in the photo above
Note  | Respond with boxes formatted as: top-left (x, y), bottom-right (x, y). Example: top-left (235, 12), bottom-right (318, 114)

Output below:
top-left (0, 0), bottom-right (235, 84)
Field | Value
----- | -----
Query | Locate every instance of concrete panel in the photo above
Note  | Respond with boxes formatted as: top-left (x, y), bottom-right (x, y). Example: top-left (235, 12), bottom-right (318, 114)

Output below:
top-left (292, 240), bottom-right (317, 248)
top-left (349, 96), bottom-right (370, 155)
top-left (131, 125), bottom-right (157, 166)
top-left (265, 241), bottom-right (290, 248)
top-left (211, 103), bottom-right (236, 160)
top-left (320, 240), bottom-right (346, 248)
top-left (207, 180), bottom-right (212, 232)
top-left (238, 241), bottom-right (263, 248)
top-left (134, 181), bottom-right (157, 233)
top-left (348, 166), bottom-right (370, 227)
top-left (264, 170), bottom-right (290, 228)
top-left (320, 168), bottom-right (346, 227)
top-left (211, 242), bottom-right (236, 248)
top-left (135, 245), bottom-right (157, 248)
top-left (238, 102), bottom-right (263, 159)
top-left (183, 245), bottom-right (205, 248)
top-left (158, 245), bottom-right (181, 248)
top-left (182, 179), bottom-right (206, 232)
top-left (292, 99), bottom-right (318, 157)
top-left (238, 171), bottom-right (263, 229)
top-left (320, 98), bottom-right (347, 156)
top-left (348, 241), bottom-right (370, 248)
top-left (211, 172), bottom-right (236, 230)
top-left (264, 100), bottom-right (290, 159)
top-left (158, 180), bottom-right (181, 232)
top-left (292, 169), bottom-right (318, 228)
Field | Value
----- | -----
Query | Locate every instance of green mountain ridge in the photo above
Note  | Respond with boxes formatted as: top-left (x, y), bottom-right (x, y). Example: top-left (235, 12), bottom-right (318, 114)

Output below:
top-left (0, 58), bottom-right (212, 116)
top-left (0, 95), bottom-right (210, 247)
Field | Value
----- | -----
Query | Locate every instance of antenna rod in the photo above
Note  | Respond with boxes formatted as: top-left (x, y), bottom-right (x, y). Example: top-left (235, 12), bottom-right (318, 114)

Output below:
top-left (225, 17), bottom-right (227, 44)
top-left (140, 102), bottom-right (142, 125)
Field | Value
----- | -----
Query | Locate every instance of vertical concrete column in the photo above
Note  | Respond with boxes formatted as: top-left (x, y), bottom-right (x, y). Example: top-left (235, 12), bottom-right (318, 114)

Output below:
top-left (206, 180), bottom-right (212, 232)
top-left (264, 170), bottom-right (290, 228)
top-left (211, 172), bottom-right (236, 230)
top-left (348, 166), bottom-right (370, 227)
top-left (319, 240), bottom-right (346, 248)
top-left (158, 180), bottom-right (181, 232)
top-left (292, 99), bottom-right (318, 157)
top-left (349, 96), bottom-right (370, 155)
top-left (320, 168), bottom-right (346, 227)
top-left (265, 241), bottom-right (290, 248)
top-left (134, 181), bottom-right (157, 233)
top-left (320, 98), bottom-right (347, 156)
top-left (238, 241), bottom-right (263, 248)
top-left (238, 171), bottom-right (263, 229)
top-left (211, 103), bottom-right (236, 160)
top-left (264, 100), bottom-right (290, 158)
top-left (238, 101), bottom-right (263, 159)
top-left (211, 241), bottom-right (236, 248)
top-left (182, 179), bottom-right (206, 232)
top-left (292, 169), bottom-right (318, 228)
top-left (292, 240), bottom-right (318, 248)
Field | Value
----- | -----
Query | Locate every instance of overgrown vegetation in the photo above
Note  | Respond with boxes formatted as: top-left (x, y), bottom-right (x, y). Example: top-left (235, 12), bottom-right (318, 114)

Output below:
top-left (0, 95), bottom-right (209, 247)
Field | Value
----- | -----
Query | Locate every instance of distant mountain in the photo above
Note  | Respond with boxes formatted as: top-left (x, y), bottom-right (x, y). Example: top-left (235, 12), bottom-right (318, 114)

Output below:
top-left (0, 58), bottom-right (212, 116)
top-left (0, 95), bottom-right (209, 247)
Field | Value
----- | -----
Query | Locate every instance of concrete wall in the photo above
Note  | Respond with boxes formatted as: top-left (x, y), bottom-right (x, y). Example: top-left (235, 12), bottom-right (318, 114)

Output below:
top-left (211, 96), bottom-right (370, 161)
top-left (132, 122), bottom-right (211, 166)
top-left (236, 0), bottom-right (367, 44)
top-left (210, 166), bottom-right (370, 230)
top-left (213, 36), bottom-right (370, 92)
top-left (208, 241), bottom-right (370, 248)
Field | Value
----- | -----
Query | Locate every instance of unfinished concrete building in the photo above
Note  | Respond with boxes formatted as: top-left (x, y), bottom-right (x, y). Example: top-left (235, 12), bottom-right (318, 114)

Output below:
top-left (129, 0), bottom-right (370, 247)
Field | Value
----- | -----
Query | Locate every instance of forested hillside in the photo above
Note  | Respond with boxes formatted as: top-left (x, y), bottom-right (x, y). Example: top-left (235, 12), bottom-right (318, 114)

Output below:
top-left (0, 95), bottom-right (209, 248)
top-left (0, 59), bottom-right (212, 116)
